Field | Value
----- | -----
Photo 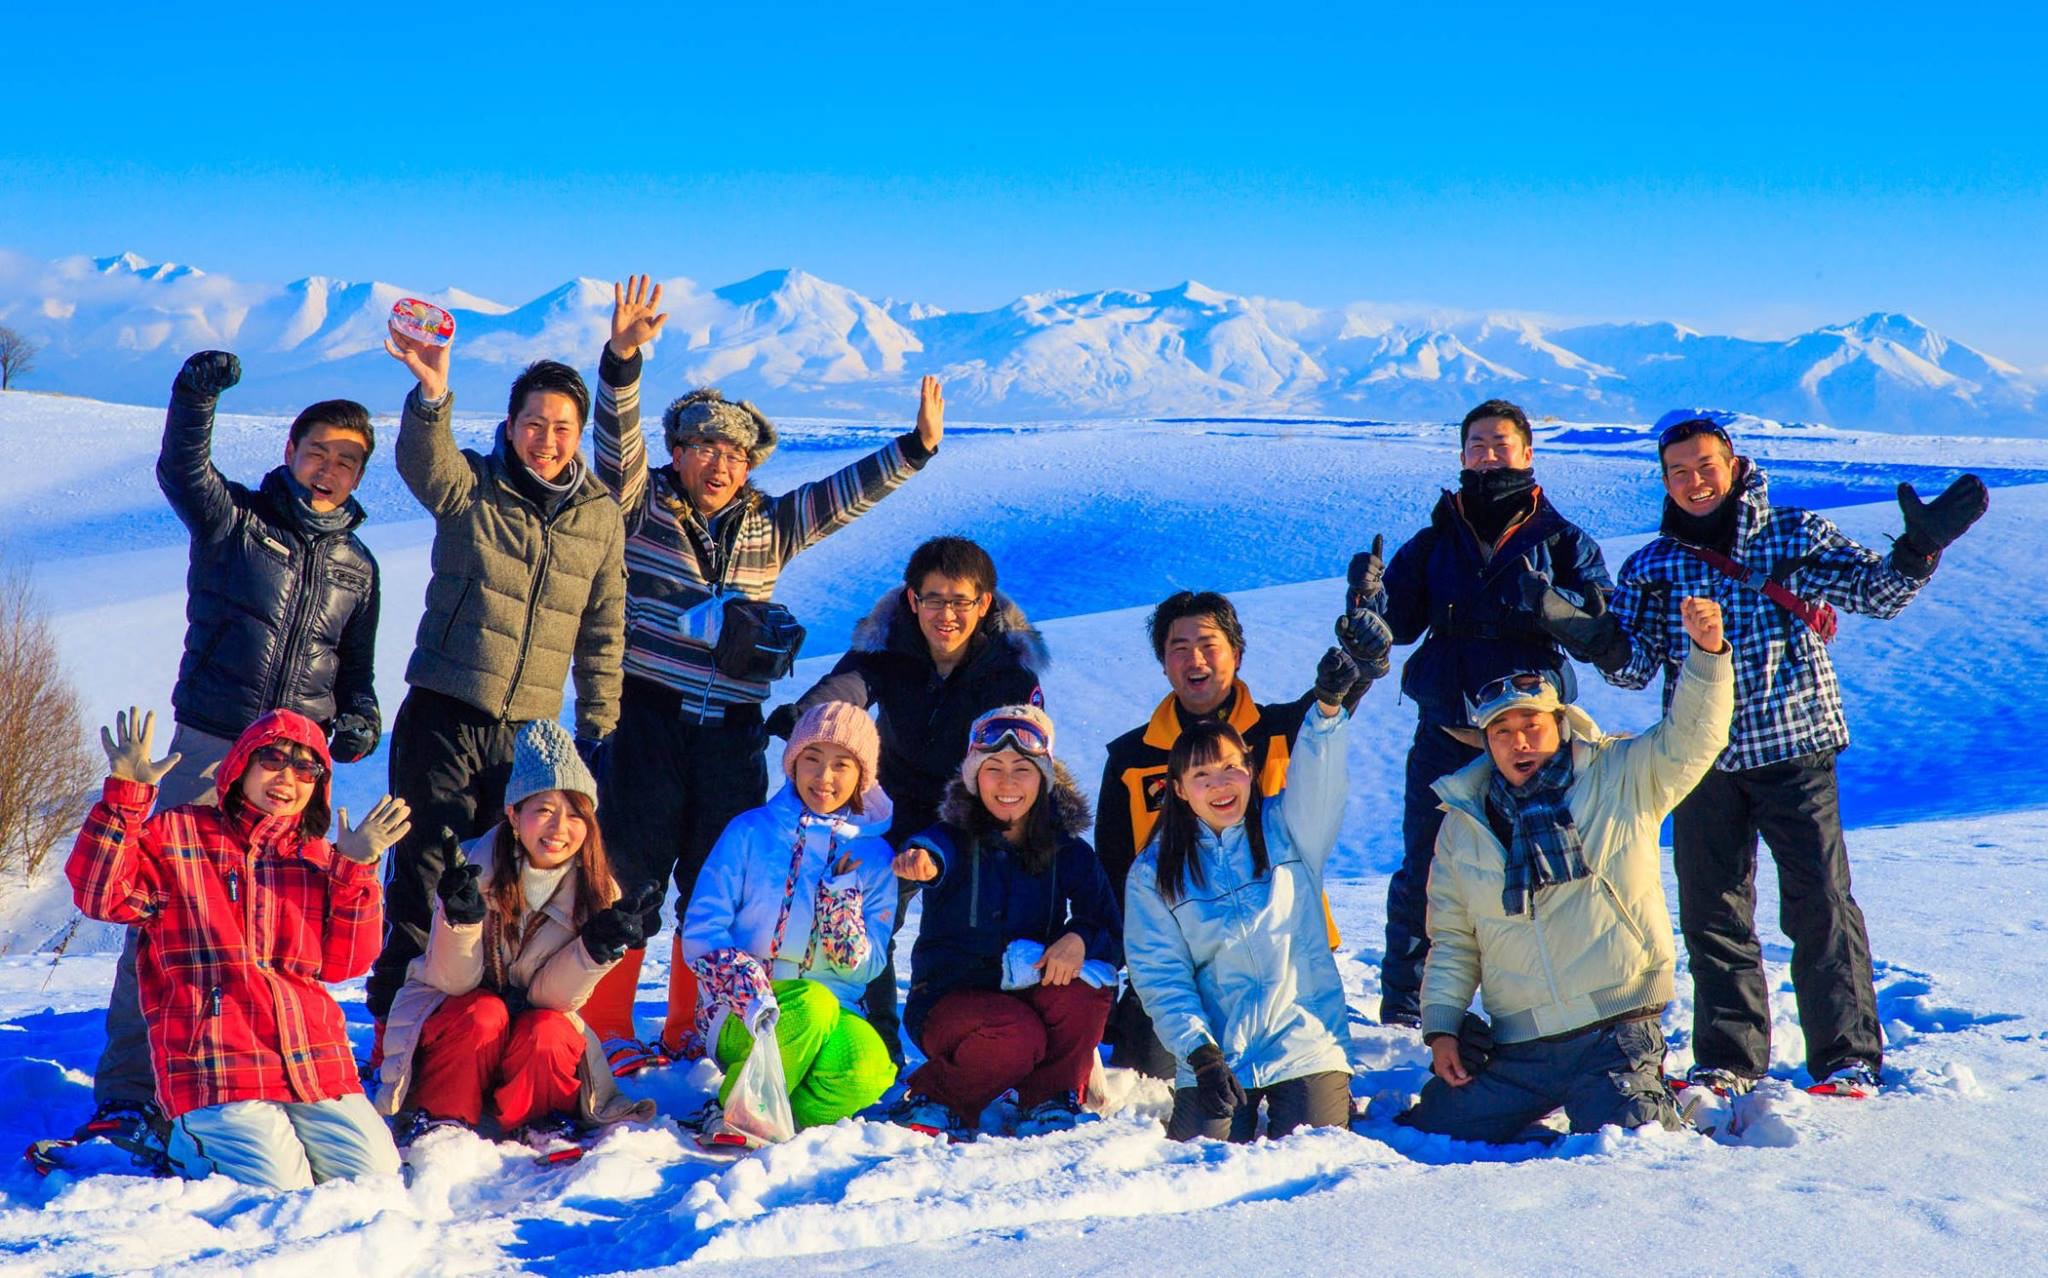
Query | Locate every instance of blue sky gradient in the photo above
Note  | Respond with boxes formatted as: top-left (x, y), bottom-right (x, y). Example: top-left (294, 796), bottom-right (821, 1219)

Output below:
top-left (4, 2), bottom-right (2042, 363)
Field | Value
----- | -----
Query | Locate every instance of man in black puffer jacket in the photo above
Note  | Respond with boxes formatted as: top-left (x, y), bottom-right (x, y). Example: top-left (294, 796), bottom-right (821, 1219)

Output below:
top-left (772, 537), bottom-right (1046, 1065)
top-left (75, 348), bottom-right (383, 1163)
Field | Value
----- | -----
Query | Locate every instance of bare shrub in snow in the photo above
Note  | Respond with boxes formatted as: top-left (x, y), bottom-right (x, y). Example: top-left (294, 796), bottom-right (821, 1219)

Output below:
top-left (0, 326), bottom-right (36, 390)
top-left (0, 554), bottom-right (93, 877)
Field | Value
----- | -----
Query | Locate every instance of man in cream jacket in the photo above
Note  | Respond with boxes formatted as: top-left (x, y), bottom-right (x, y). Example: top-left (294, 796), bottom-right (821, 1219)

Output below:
top-left (1401, 597), bottom-right (1732, 1142)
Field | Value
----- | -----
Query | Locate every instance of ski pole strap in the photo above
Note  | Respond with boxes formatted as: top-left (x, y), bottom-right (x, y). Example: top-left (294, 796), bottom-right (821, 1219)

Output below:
top-left (1681, 546), bottom-right (1839, 642)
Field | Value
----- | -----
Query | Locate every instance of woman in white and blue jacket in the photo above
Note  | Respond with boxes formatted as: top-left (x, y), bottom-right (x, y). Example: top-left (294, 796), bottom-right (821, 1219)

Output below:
top-left (680, 702), bottom-right (899, 1143)
top-left (1124, 645), bottom-right (1370, 1142)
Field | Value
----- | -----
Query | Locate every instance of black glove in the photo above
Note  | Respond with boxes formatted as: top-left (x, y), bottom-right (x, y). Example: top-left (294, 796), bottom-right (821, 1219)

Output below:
top-left (1455, 1011), bottom-right (1494, 1076)
top-left (500, 984), bottom-right (533, 1018)
top-left (1893, 475), bottom-right (1989, 578)
top-left (764, 703), bottom-right (800, 741)
top-left (1187, 1042), bottom-right (1248, 1120)
top-left (435, 831), bottom-right (487, 926)
top-left (1314, 645), bottom-right (1363, 705)
top-left (1334, 606), bottom-right (1393, 680)
top-left (574, 734), bottom-right (607, 773)
top-left (328, 713), bottom-right (379, 765)
top-left (174, 350), bottom-right (241, 399)
top-left (1518, 564), bottom-right (1630, 674)
top-left (581, 883), bottom-right (662, 965)
top-left (1345, 534), bottom-right (1386, 609)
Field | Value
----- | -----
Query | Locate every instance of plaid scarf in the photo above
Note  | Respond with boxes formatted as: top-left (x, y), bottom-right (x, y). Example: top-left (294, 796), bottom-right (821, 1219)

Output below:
top-left (1487, 748), bottom-right (1588, 916)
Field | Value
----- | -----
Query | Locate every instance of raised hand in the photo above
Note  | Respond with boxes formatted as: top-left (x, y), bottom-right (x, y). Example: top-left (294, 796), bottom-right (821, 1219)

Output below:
top-left (99, 707), bottom-right (182, 788)
top-left (892, 846), bottom-right (939, 882)
top-left (915, 375), bottom-right (945, 450)
top-left (174, 350), bottom-right (241, 399)
top-left (1896, 475), bottom-right (1989, 561)
top-left (334, 795), bottom-right (413, 865)
top-left (1346, 534), bottom-right (1386, 608)
top-left (1035, 932), bottom-right (1087, 987)
top-left (384, 330), bottom-right (451, 403)
top-left (1334, 605), bottom-right (1393, 678)
top-left (1679, 596), bottom-right (1727, 654)
top-left (609, 274), bottom-right (669, 360)
top-left (581, 883), bottom-right (662, 964)
top-left (1314, 645), bottom-right (1362, 707)
top-left (435, 832), bottom-right (488, 925)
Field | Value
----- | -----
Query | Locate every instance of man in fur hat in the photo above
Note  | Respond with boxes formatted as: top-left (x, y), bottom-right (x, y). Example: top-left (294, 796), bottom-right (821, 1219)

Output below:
top-left (582, 275), bottom-right (945, 1068)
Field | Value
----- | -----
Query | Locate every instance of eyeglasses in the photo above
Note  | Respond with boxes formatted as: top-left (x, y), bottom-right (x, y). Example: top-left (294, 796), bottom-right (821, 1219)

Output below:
top-left (685, 441), bottom-right (750, 471)
top-left (914, 592), bottom-right (987, 616)
top-left (969, 716), bottom-right (1051, 757)
top-left (248, 743), bottom-right (327, 782)
top-left (1657, 417), bottom-right (1732, 451)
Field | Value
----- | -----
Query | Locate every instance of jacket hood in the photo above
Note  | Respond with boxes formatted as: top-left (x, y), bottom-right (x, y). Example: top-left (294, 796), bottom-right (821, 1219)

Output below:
top-left (258, 466), bottom-right (367, 534)
top-left (936, 756), bottom-right (1092, 836)
top-left (217, 708), bottom-right (334, 809)
top-left (848, 587), bottom-right (1050, 674)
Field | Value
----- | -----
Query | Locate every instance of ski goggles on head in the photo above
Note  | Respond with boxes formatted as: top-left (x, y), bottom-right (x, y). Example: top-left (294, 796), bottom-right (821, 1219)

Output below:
top-left (968, 715), bottom-right (1051, 758)
top-left (1465, 672), bottom-right (1564, 729)
top-left (1655, 415), bottom-right (1733, 453)
top-left (248, 743), bottom-right (327, 782)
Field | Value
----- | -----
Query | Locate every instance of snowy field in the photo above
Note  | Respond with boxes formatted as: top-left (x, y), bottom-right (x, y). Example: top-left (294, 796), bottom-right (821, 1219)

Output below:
top-left (1, 386), bottom-right (2044, 1275)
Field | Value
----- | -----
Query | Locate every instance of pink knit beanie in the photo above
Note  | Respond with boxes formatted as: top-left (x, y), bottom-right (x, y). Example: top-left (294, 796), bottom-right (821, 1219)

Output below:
top-left (782, 702), bottom-right (881, 795)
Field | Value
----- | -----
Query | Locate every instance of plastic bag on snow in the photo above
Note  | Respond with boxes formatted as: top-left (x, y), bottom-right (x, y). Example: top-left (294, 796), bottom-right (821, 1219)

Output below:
top-left (723, 1024), bottom-right (797, 1145)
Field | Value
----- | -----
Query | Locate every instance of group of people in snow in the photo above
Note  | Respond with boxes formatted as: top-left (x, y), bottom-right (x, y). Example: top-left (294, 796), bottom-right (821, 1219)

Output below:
top-left (59, 274), bottom-right (1990, 1189)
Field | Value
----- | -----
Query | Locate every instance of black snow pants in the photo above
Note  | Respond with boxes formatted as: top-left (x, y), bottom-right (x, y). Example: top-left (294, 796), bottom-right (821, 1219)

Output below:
top-left (1673, 749), bottom-right (1882, 1082)
top-left (366, 687), bottom-right (517, 1019)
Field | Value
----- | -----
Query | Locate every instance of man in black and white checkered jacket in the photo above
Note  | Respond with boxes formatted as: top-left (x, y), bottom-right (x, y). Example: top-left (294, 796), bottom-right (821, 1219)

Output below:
top-left (1521, 410), bottom-right (1988, 1099)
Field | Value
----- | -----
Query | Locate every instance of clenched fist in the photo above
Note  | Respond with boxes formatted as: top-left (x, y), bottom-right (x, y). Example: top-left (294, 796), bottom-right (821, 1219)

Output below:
top-left (1680, 597), bottom-right (1727, 654)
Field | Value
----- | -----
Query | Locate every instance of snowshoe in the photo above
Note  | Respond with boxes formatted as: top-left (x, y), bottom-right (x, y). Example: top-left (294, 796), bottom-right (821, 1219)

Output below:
top-left (391, 1110), bottom-right (470, 1149)
top-left (25, 1100), bottom-right (173, 1177)
top-left (889, 1093), bottom-right (969, 1141)
top-left (1674, 1066), bottom-right (1758, 1098)
top-left (680, 1101), bottom-right (768, 1153)
top-left (603, 1037), bottom-right (673, 1078)
top-left (1807, 1061), bottom-right (1880, 1099)
top-left (1013, 1092), bottom-right (1097, 1139)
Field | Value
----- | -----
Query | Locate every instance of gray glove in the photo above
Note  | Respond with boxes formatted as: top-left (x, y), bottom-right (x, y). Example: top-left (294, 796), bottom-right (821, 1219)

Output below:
top-left (99, 707), bottom-right (183, 788)
top-left (334, 795), bottom-right (413, 864)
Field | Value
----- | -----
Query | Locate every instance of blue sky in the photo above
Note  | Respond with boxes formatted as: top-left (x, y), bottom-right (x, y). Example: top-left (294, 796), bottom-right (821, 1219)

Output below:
top-left (4, 2), bottom-right (2043, 364)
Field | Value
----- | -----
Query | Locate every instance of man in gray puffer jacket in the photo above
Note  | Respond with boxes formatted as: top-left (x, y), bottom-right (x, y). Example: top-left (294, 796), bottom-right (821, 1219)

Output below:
top-left (365, 330), bottom-right (626, 1025)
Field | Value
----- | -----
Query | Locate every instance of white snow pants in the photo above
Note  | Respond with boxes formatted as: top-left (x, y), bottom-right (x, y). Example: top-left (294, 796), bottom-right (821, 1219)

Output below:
top-left (167, 1093), bottom-right (401, 1190)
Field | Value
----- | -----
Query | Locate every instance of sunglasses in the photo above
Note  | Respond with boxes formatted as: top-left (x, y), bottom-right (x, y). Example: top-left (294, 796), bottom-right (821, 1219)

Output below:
top-left (969, 716), bottom-right (1051, 757)
top-left (249, 743), bottom-right (327, 782)
top-left (1657, 417), bottom-right (1732, 451)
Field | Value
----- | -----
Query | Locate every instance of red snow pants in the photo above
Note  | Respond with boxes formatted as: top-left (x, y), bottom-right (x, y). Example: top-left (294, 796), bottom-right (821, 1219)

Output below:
top-left (410, 990), bottom-right (586, 1130)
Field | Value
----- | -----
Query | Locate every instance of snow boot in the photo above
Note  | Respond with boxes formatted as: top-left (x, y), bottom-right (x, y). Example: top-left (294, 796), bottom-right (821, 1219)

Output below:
top-left (683, 1101), bottom-right (769, 1153)
top-left (1679, 1065), bottom-right (1758, 1097)
top-left (1014, 1092), bottom-right (1097, 1138)
top-left (26, 1100), bottom-right (171, 1177)
top-left (391, 1110), bottom-right (469, 1148)
top-left (890, 1093), bottom-right (970, 1141)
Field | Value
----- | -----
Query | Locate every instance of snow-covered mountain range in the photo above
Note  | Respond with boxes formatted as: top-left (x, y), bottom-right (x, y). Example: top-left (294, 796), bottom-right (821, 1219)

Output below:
top-left (2, 250), bottom-right (2040, 435)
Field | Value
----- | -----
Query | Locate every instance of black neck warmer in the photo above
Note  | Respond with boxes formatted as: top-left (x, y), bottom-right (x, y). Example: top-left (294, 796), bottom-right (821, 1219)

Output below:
top-left (1660, 490), bottom-right (1741, 553)
top-left (1459, 467), bottom-right (1537, 544)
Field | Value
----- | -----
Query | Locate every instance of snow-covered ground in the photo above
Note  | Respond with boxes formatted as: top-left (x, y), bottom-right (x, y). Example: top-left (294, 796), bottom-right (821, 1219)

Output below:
top-left (1, 387), bottom-right (2043, 1275)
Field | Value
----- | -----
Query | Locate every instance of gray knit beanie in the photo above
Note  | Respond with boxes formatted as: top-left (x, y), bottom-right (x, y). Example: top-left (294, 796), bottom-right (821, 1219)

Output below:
top-left (661, 387), bottom-right (779, 468)
top-left (505, 719), bottom-right (599, 810)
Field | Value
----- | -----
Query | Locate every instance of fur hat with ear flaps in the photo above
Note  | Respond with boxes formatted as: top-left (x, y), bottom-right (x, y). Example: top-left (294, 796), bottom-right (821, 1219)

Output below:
top-left (662, 387), bottom-right (778, 468)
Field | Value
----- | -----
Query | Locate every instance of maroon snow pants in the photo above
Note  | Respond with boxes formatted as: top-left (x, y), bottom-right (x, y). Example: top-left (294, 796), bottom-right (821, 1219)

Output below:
top-left (906, 983), bottom-right (1114, 1116)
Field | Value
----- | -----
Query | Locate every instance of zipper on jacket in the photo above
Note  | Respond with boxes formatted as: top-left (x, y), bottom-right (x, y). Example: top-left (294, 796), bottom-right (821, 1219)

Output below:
top-left (501, 526), bottom-right (555, 718)
top-left (968, 844), bottom-right (982, 928)
top-left (263, 531), bottom-right (323, 712)
top-left (1530, 898), bottom-right (1564, 1008)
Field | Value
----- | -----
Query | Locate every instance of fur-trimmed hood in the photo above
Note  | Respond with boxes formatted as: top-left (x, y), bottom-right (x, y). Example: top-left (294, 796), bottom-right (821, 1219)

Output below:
top-left (936, 756), bottom-right (1092, 837)
top-left (848, 587), bottom-right (1050, 675)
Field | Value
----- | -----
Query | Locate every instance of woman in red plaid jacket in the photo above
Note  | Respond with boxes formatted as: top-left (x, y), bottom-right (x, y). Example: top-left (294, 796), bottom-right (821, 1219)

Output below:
top-left (67, 706), bottom-right (412, 1190)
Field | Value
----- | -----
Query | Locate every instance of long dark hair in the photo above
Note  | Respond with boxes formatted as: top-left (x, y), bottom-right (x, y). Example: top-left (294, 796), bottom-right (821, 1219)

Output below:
top-left (962, 766), bottom-right (1061, 876)
top-left (487, 790), bottom-right (617, 927)
top-left (1149, 720), bottom-right (1269, 905)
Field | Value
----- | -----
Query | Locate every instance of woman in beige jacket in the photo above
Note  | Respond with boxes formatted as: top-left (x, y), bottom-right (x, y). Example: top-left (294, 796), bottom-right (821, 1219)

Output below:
top-left (374, 720), bottom-right (656, 1140)
top-left (1401, 598), bottom-right (1732, 1142)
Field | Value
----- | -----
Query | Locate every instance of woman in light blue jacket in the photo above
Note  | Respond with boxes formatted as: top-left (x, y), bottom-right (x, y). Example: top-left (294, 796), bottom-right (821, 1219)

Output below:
top-left (1124, 647), bottom-right (1366, 1142)
top-left (680, 703), bottom-right (899, 1144)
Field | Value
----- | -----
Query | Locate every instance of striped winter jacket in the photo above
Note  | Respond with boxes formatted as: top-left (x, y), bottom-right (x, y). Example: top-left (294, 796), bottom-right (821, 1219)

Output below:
top-left (66, 711), bottom-right (378, 1119)
top-left (592, 347), bottom-right (934, 711)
